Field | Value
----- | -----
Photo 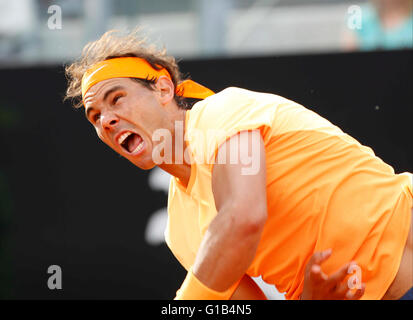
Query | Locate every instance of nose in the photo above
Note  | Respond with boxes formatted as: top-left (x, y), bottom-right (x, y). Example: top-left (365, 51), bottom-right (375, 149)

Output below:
top-left (101, 111), bottom-right (119, 131)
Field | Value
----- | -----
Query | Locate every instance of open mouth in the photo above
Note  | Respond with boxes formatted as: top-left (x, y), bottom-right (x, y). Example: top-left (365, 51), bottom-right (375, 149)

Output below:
top-left (117, 131), bottom-right (145, 154)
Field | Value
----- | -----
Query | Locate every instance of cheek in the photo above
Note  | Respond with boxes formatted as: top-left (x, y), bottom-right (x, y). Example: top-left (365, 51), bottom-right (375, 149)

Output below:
top-left (119, 102), bottom-right (145, 128)
top-left (139, 107), bottom-right (167, 137)
top-left (95, 126), bottom-right (104, 140)
top-left (96, 126), bottom-right (114, 149)
top-left (128, 95), bottom-right (162, 121)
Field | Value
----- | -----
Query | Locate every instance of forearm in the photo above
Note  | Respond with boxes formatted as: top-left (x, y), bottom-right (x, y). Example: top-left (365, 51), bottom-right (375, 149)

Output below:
top-left (192, 207), bottom-right (264, 292)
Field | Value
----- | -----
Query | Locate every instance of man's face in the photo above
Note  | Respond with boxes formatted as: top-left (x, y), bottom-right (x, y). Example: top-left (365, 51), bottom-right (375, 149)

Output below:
top-left (83, 77), bottom-right (170, 170)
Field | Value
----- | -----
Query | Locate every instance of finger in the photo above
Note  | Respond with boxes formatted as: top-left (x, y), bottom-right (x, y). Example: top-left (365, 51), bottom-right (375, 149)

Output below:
top-left (310, 264), bottom-right (329, 284)
top-left (346, 283), bottom-right (366, 300)
top-left (310, 249), bottom-right (333, 266)
top-left (332, 281), bottom-right (349, 299)
top-left (325, 262), bottom-right (352, 289)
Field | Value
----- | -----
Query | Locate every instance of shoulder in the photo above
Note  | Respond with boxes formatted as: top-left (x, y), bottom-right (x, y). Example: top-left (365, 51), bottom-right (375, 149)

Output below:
top-left (187, 87), bottom-right (282, 132)
top-left (185, 87), bottom-right (283, 165)
top-left (190, 87), bottom-right (253, 117)
top-left (192, 87), bottom-right (283, 113)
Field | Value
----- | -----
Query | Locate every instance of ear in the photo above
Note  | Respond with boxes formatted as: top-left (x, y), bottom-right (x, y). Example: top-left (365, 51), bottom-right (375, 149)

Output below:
top-left (155, 76), bottom-right (175, 105)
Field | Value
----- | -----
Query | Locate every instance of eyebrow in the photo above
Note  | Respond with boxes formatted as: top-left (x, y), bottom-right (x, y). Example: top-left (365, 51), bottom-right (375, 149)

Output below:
top-left (103, 85), bottom-right (124, 102)
top-left (85, 85), bottom-right (124, 120)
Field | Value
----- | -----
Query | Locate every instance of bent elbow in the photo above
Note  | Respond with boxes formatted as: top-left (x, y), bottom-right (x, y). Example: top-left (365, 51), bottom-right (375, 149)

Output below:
top-left (234, 204), bottom-right (267, 236)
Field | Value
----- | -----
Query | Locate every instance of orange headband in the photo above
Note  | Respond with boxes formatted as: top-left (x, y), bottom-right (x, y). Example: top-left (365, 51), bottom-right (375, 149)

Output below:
top-left (81, 57), bottom-right (214, 101)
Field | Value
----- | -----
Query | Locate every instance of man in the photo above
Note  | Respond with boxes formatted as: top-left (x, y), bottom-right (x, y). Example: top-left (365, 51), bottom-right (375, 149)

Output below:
top-left (65, 30), bottom-right (412, 300)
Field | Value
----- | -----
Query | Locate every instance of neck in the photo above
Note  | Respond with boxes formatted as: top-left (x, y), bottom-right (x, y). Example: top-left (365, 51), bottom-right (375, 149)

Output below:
top-left (158, 109), bottom-right (192, 187)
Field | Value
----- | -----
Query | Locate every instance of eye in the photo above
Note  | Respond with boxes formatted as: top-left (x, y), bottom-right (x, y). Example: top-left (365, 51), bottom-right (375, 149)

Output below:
top-left (93, 113), bottom-right (101, 123)
top-left (112, 94), bottom-right (123, 105)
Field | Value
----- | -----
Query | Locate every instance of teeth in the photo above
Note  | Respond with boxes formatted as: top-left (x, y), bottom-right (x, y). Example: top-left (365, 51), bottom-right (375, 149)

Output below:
top-left (118, 132), bottom-right (132, 145)
top-left (132, 140), bottom-right (144, 153)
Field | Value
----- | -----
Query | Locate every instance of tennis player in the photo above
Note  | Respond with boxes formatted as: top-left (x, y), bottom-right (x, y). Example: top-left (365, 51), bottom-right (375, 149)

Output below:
top-left (65, 30), bottom-right (412, 300)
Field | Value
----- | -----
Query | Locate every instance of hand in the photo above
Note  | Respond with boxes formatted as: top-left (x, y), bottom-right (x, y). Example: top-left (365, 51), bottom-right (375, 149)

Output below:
top-left (301, 249), bottom-right (366, 300)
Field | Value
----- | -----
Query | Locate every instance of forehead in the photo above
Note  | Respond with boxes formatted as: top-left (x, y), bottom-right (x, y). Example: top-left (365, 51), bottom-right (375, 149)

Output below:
top-left (83, 78), bottom-right (132, 103)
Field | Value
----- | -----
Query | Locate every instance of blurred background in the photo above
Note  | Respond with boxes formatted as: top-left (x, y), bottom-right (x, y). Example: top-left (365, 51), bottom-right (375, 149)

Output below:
top-left (1, 0), bottom-right (412, 64)
top-left (0, 0), bottom-right (412, 299)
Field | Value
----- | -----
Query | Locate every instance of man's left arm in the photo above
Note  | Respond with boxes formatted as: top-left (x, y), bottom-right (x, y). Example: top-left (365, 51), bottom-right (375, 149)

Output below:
top-left (176, 130), bottom-right (267, 299)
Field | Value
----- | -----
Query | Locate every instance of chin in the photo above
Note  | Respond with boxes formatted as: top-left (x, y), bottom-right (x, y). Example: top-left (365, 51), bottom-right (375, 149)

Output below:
top-left (139, 163), bottom-right (156, 170)
top-left (133, 158), bottom-right (156, 170)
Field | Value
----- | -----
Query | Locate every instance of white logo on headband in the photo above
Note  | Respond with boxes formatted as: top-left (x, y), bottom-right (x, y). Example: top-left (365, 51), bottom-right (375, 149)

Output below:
top-left (82, 65), bottom-right (107, 91)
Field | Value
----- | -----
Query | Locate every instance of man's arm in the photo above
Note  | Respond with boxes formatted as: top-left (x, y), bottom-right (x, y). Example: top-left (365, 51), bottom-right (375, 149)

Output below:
top-left (191, 130), bottom-right (267, 293)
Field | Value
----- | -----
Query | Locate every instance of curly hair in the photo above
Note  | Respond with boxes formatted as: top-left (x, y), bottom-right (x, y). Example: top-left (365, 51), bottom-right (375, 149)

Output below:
top-left (64, 29), bottom-right (190, 109)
